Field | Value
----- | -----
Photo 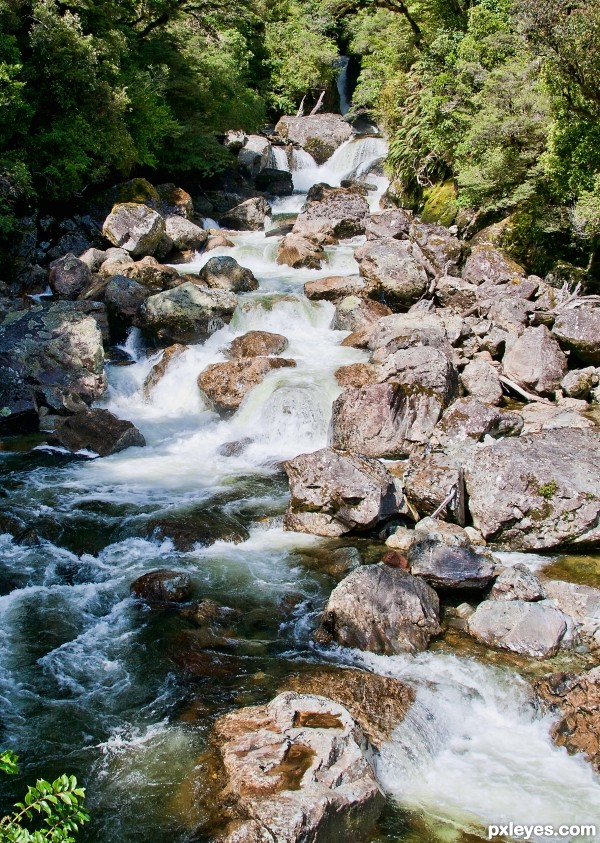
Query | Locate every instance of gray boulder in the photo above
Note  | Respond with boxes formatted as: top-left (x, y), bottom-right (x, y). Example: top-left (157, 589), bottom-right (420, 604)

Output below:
top-left (461, 358), bottom-right (503, 405)
top-left (373, 345), bottom-right (459, 408)
top-left (502, 326), bottom-right (567, 396)
top-left (316, 563), bottom-right (441, 655)
top-left (435, 275), bottom-right (479, 311)
top-left (366, 209), bottom-right (411, 241)
top-left (51, 408), bottom-right (145, 456)
top-left (409, 221), bottom-right (465, 277)
top-left (408, 525), bottom-right (495, 590)
top-left (354, 239), bottom-right (429, 309)
top-left (465, 429), bottom-right (600, 549)
top-left (462, 244), bottom-right (526, 285)
top-left (105, 276), bottom-right (149, 336)
top-left (164, 215), bottom-right (208, 251)
top-left (543, 579), bottom-right (600, 650)
top-left (275, 114), bottom-right (353, 163)
top-left (102, 203), bottom-right (166, 257)
top-left (553, 307), bottom-right (600, 364)
top-left (332, 296), bottom-right (392, 332)
top-left (237, 134), bottom-right (274, 175)
top-left (561, 367), bottom-right (598, 399)
top-left (294, 184), bottom-right (370, 239)
top-left (48, 253), bottom-right (92, 299)
top-left (283, 447), bottom-right (401, 537)
top-left (489, 564), bottom-right (545, 602)
top-left (137, 282), bottom-right (237, 346)
top-left (467, 599), bottom-right (567, 657)
top-left (220, 197), bottom-right (271, 231)
top-left (434, 398), bottom-right (523, 446)
top-left (199, 256), bottom-right (258, 293)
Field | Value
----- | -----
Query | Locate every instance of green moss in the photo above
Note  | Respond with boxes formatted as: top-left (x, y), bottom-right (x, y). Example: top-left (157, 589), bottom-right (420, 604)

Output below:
top-left (420, 180), bottom-right (458, 226)
top-left (537, 480), bottom-right (558, 500)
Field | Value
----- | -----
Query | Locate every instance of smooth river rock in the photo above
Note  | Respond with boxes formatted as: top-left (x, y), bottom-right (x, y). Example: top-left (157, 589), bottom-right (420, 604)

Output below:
top-left (137, 282), bottom-right (237, 346)
top-left (467, 599), bottom-right (568, 657)
top-left (199, 256), bottom-right (258, 293)
top-left (275, 114), bottom-right (353, 163)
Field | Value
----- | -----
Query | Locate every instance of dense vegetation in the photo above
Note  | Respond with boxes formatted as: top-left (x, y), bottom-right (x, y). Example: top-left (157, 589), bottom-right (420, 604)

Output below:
top-left (0, 0), bottom-right (599, 277)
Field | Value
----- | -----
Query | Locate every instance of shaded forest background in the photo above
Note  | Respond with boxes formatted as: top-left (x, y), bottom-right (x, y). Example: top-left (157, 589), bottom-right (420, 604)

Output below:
top-left (1, 0), bottom-right (599, 276)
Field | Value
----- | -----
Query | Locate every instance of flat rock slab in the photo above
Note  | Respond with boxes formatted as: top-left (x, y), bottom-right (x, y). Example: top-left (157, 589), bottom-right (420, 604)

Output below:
top-left (212, 691), bottom-right (384, 843)
top-left (467, 599), bottom-right (567, 657)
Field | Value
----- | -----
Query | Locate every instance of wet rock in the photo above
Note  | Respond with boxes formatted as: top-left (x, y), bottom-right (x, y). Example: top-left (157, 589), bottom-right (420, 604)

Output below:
top-left (534, 668), bottom-right (600, 771)
top-left (304, 275), bottom-right (368, 302)
top-left (283, 447), bottom-right (401, 537)
top-left (0, 302), bottom-right (106, 431)
top-left (407, 518), bottom-right (495, 590)
top-left (51, 408), bottom-right (145, 456)
top-left (216, 438), bottom-right (254, 457)
top-left (294, 184), bottom-right (370, 239)
top-left (365, 209), bottom-right (411, 241)
top-left (237, 134), bottom-right (274, 176)
top-left (462, 244), bottom-right (526, 285)
top-left (316, 563), bottom-right (441, 655)
top-left (553, 307), bottom-right (600, 364)
top-left (467, 599), bottom-right (568, 657)
top-left (275, 114), bottom-right (353, 163)
top-left (461, 358), bottom-right (503, 405)
top-left (354, 239), bottom-right (428, 309)
top-left (254, 168), bottom-right (294, 196)
top-left (156, 183), bottom-right (194, 219)
top-left (118, 256), bottom-right (181, 291)
top-left (435, 275), bottom-right (479, 311)
top-left (332, 296), bottom-right (392, 332)
top-left (489, 564), bottom-right (545, 602)
top-left (49, 253), bottom-right (92, 299)
top-left (198, 357), bottom-right (296, 415)
top-left (502, 326), bottom-right (567, 396)
top-left (142, 344), bottom-right (187, 398)
top-left (212, 691), bottom-right (384, 843)
top-left (102, 203), bottom-right (166, 257)
top-left (330, 382), bottom-right (444, 458)
top-left (276, 233), bottom-right (325, 269)
top-left (199, 256), bottom-right (258, 293)
top-left (130, 569), bottom-right (191, 603)
top-left (284, 667), bottom-right (414, 750)
top-left (205, 234), bottom-right (235, 251)
top-left (105, 276), bottom-right (150, 338)
top-left (225, 331), bottom-right (288, 359)
top-left (144, 509), bottom-right (249, 551)
top-left (561, 367), bottom-right (598, 399)
top-left (164, 216), bottom-right (208, 251)
top-left (220, 197), bottom-right (271, 231)
top-left (465, 429), bottom-right (600, 549)
top-left (137, 282), bottom-right (237, 346)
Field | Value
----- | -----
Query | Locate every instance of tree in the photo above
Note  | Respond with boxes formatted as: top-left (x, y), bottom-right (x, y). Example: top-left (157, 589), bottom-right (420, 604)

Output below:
top-left (0, 750), bottom-right (89, 843)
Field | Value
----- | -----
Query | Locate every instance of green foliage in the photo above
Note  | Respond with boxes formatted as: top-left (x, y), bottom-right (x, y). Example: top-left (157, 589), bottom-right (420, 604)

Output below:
top-left (0, 751), bottom-right (89, 843)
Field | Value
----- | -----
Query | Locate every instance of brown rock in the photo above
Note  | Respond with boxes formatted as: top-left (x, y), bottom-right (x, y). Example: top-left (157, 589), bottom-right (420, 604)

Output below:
top-left (51, 408), bottom-right (146, 456)
top-left (304, 275), bottom-right (368, 302)
top-left (198, 357), bottom-right (296, 416)
top-left (331, 296), bottom-right (392, 332)
top-left (225, 331), bottom-right (288, 359)
top-left (143, 344), bottom-right (187, 398)
top-left (277, 233), bottom-right (325, 269)
top-left (130, 569), bottom-right (191, 603)
top-left (382, 550), bottom-right (410, 571)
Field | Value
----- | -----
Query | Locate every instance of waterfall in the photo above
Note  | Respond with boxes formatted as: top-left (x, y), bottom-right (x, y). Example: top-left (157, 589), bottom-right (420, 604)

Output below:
top-left (291, 136), bottom-right (388, 195)
top-left (336, 56), bottom-right (351, 116)
top-left (272, 146), bottom-right (290, 172)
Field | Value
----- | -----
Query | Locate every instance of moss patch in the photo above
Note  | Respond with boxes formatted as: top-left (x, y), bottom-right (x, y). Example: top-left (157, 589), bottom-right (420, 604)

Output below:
top-left (420, 180), bottom-right (458, 226)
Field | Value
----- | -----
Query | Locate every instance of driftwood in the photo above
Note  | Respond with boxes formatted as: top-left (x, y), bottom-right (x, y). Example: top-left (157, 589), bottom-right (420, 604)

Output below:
top-left (309, 90), bottom-right (326, 115)
top-left (295, 96), bottom-right (306, 117)
top-left (499, 374), bottom-right (553, 405)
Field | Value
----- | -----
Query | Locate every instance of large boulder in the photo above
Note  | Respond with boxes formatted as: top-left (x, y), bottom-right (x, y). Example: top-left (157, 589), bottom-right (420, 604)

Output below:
top-left (365, 209), bottom-right (411, 241)
top-left (164, 215), bottom-right (208, 251)
top-left (275, 114), bottom-right (353, 164)
top-left (220, 197), bottom-right (271, 231)
top-left (105, 275), bottom-right (150, 323)
top-left (199, 256), bottom-right (258, 293)
top-left (316, 563), bottom-right (441, 655)
top-left (48, 253), bottom-right (92, 299)
top-left (465, 429), bottom-right (600, 549)
top-left (254, 167), bottom-right (294, 196)
top-left (552, 306), bottom-right (600, 364)
top-left (211, 691), bottom-right (384, 843)
top-left (102, 203), bottom-right (166, 257)
top-left (277, 233), bottom-right (325, 269)
top-left (502, 326), bottom-right (567, 396)
top-left (51, 408), bottom-right (145, 456)
top-left (373, 345), bottom-right (459, 408)
top-left (434, 398), bottom-right (523, 447)
top-left (137, 282), bottom-right (237, 346)
top-left (304, 275), bottom-right (368, 302)
top-left (543, 579), bottom-right (600, 650)
top-left (332, 296), bottom-right (392, 332)
top-left (283, 447), bottom-right (401, 537)
top-left (462, 244), bottom-right (526, 285)
top-left (198, 356), bottom-right (296, 416)
top-left (467, 599), bottom-right (568, 657)
top-left (237, 134), bottom-right (275, 175)
top-left (354, 239), bottom-right (429, 309)
top-left (130, 569), bottom-right (191, 603)
top-left (294, 184), bottom-right (370, 239)
top-left (489, 564), bottom-right (545, 602)
top-left (225, 330), bottom-right (288, 359)
top-left (0, 302), bottom-right (106, 431)
top-left (156, 183), bottom-right (194, 219)
top-left (119, 256), bottom-right (181, 291)
top-left (407, 523), bottom-right (495, 590)
top-left (330, 383), bottom-right (444, 458)
top-left (534, 668), bottom-right (600, 771)
top-left (435, 275), bottom-right (479, 311)
top-left (409, 221), bottom-right (465, 277)
top-left (461, 358), bottom-right (503, 405)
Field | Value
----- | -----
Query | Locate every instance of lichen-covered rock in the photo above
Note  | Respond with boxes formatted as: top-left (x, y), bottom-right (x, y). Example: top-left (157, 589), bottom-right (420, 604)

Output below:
top-left (0, 302), bottom-right (106, 431)
top-left (354, 239), bottom-right (428, 309)
top-left (534, 668), bottom-right (600, 770)
top-left (283, 447), bottom-right (401, 537)
top-left (156, 183), bottom-right (194, 219)
top-left (331, 296), bottom-right (392, 332)
top-left (220, 197), bottom-right (271, 231)
top-left (199, 256), bottom-right (258, 293)
top-left (561, 367), bottom-right (598, 399)
top-left (49, 253), bottom-right (92, 299)
top-left (373, 345), bottom-right (459, 408)
top-left (212, 691), bottom-right (384, 843)
top-left (119, 256), bottom-right (181, 291)
top-left (137, 282), bottom-right (237, 346)
top-left (225, 330), bottom-right (288, 359)
top-left (294, 184), bottom-right (370, 239)
top-left (465, 429), bottom-right (600, 549)
top-left (435, 275), bottom-right (479, 311)
top-left (164, 215), bottom-right (208, 251)
top-left (502, 326), bottom-right (567, 396)
top-left (467, 599), bottom-right (568, 657)
top-left (275, 114), bottom-right (353, 163)
top-left (409, 221), bottom-right (465, 277)
top-left (198, 356), bottom-right (296, 416)
top-left (553, 307), bottom-right (600, 364)
top-left (434, 398), bottom-right (523, 446)
top-left (104, 275), bottom-right (150, 338)
top-left (542, 579), bottom-right (600, 650)
top-left (316, 563), bottom-right (441, 655)
top-left (51, 408), bottom-right (145, 456)
top-left (102, 203), bottom-right (166, 257)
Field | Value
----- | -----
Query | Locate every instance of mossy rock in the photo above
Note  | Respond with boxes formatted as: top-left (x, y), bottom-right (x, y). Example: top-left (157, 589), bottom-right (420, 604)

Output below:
top-left (114, 178), bottom-right (160, 208)
top-left (420, 180), bottom-right (458, 226)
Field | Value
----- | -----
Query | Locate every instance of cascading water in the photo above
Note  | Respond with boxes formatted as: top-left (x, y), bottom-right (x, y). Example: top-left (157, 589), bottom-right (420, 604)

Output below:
top-left (1, 134), bottom-right (599, 843)
top-left (336, 56), bottom-right (351, 116)
top-left (272, 145), bottom-right (290, 172)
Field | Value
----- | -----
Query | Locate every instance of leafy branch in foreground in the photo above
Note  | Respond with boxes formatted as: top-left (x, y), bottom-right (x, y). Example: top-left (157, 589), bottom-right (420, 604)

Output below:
top-left (0, 750), bottom-right (89, 843)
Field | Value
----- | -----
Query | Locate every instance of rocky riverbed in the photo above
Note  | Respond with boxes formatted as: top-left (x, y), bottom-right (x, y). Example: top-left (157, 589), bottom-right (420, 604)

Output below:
top-left (0, 114), bottom-right (599, 843)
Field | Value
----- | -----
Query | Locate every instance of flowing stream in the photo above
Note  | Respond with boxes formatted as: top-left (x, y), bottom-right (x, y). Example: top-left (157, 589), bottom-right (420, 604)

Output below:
top-left (1, 137), bottom-right (599, 843)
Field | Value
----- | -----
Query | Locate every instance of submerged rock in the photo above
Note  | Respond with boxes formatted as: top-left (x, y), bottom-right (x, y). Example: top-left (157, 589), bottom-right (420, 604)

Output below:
top-left (316, 563), bottom-right (441, 655)
top-left (467, 599), bottom-right (568, 658)
top-left (198, 356), bottom-right (296, 416)
top-left (51, 408), bottom-right (145, 456)
top-left (212, 691), bottom-right (383, 843)
top-left (283, 447), bottom-right (401, 537)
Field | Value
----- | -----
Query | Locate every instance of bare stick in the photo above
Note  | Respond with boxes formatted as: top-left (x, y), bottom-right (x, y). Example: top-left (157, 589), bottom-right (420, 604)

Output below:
top-left (431, 486), bottom-right (456, 520)
top-left (499, 375), bottom-right (553, 405)
top-left (309, 90), bottom-right (325, 115)
top-left (295, 96), bottom-right (306, 117)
